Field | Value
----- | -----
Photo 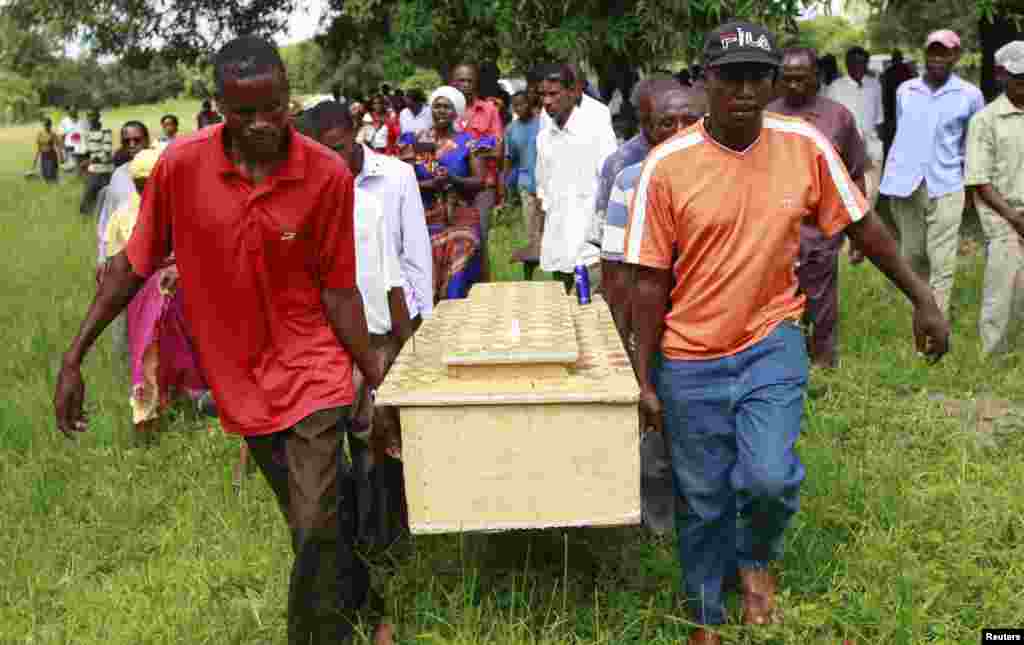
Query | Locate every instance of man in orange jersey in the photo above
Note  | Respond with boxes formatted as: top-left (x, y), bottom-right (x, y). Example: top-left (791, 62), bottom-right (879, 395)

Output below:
top-left (626, 22), bottom-right (949, 645)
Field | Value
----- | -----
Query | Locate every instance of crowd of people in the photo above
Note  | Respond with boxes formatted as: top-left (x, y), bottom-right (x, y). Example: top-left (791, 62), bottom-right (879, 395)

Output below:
top-left (47, 18), bottom-right (1024, 645)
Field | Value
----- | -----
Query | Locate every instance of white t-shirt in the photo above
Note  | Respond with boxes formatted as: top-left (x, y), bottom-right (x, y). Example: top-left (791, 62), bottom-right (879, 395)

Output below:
top-left (58, 116), bottom-right (77, 148)
top-left (354, 187), bottom-right (404, 334)
top-left (826, 75), bottom-right (884, 163)
top-left (399, 106), bottom-right (433, 135)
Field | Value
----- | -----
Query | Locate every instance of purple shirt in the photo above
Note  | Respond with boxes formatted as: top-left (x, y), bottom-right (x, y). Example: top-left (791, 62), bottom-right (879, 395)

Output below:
top-left (767, 95), bottom-right (867, 250)
top-left (767, 95), bottom-right (867, 183)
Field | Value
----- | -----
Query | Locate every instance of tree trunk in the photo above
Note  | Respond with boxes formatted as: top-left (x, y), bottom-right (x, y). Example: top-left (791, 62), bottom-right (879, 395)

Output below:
top-left (980, 12), bottom-right (1021, 102)
top-left (593, 57), bottom-right (640, 139)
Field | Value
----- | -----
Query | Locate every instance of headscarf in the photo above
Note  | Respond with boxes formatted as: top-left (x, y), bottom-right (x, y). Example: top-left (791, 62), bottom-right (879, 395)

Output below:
top-left (429, 85), bottom-right (467, 119)
top-left (302, 94), bottom-right (334, 112)
top-left (129, 148), bottom-right (161, 179)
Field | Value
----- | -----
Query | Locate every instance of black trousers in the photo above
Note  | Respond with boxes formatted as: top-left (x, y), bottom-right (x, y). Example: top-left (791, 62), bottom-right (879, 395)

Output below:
top-left (245, 407), bottom-right (383, 645)
top-left (79, 171), bottom-right (111, 215)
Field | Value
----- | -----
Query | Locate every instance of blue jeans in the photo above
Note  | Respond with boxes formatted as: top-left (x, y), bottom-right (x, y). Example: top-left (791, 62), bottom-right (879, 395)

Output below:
top-left (656, 321), bottom-right (808, 625)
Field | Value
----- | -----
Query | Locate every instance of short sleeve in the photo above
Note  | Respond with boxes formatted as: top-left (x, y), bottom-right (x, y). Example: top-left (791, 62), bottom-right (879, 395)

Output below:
top-left (601, 168), bottom-right (635, 261)
top-left (970, 88), bottom-right (985, 118)
top-left (125, 157), bottom-right (173, 278)
top-left (625, 165), bottom-right (675, 269)
top-left (964, 110), bottom-right (994, 187)
top-left (813, 141), bottom-right (868, 237)
top-left (316, 170), bottom-right (358, 290)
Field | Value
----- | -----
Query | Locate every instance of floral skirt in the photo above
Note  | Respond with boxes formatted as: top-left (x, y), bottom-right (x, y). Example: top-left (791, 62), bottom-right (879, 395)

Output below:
top-left (126, 267), bottom-right (207, 427)
top-left (426, 199), bottom-right (482, 301)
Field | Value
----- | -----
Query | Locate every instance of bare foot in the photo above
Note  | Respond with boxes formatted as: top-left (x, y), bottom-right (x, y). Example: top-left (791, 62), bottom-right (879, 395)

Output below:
top-left (373, 622), bottom-right (395, 645)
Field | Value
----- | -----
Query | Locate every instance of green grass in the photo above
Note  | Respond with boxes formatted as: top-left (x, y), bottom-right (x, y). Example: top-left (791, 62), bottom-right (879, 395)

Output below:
top-left (2, 99), bottom-right (1023, 644)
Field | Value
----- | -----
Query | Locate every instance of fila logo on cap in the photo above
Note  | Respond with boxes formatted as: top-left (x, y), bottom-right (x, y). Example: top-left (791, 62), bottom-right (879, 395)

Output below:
top-left (720, 27), bottom-right (771, 51)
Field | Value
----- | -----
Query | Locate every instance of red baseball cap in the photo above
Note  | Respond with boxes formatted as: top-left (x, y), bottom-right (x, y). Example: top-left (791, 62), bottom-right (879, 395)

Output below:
top-left (925, 30), bottom-right (961, 50)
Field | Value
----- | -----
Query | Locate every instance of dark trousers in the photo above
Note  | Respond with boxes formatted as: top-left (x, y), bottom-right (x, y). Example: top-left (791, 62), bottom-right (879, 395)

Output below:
top-left (79, 171), bottom-right (111, 215)
top-left (245, 407), bottom-right (381, 645)
top-left (797, 224), bottom-right (842, 367)
top-left (351, 332), bottom-right (410, 553)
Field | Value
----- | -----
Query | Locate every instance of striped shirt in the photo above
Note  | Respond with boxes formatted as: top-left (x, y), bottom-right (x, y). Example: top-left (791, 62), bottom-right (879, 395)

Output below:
top-left (600, 162), bottom-right (644, 262)
top-left (625, 114), bottom-right (867, 360)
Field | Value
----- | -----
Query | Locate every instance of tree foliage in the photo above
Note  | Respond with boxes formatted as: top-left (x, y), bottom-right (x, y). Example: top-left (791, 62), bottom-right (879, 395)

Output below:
top-left (0, 15), bottom-right (61, 80)
top-left (281, 41), bottom-right (329, 94)
top-left (321, 0), bottom-right (818, 81)
top-left (38, 58), bottom-right (186, 109)
top-left (1, 0), bottom-right (296, 65)
top-left (788, 15), bottom-right (867, 56)
top-left (863, 0), bottom-right (1023, 51)
top-left (0, 70), bottom-right (39, 124)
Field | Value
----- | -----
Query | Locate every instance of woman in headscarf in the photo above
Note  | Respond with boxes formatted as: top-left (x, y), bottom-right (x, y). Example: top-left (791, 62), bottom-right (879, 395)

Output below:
top-left (104, 147), bottom-right (210, 441)
top-left (411, 86), bottom-right (490, 300)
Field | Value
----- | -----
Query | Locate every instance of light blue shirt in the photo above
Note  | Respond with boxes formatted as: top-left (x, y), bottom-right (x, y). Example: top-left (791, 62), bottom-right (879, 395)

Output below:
top-left (880, 74), bottom-right (984, 199)
top-left (505, 116), bottom-right (540, 194)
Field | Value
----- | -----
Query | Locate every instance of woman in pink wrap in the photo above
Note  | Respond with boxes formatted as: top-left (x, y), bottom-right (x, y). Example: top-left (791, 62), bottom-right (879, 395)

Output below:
top-left (103, 147), bottom-right (210, 437)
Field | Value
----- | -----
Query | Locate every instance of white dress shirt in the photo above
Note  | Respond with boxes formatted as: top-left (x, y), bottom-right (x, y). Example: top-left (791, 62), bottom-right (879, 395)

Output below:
top-left (539, 93), bottom-right (612, 133)
top-left (826, 75), bottom-right (884, 162)
top-left (399, 106), bottom-right (433, 135)
top-left (354, 187), bottom-right (404, 335)
top-left (535, 103), bottom-right (619, 273)
top-left (354, 145), bottom-right (434, 321)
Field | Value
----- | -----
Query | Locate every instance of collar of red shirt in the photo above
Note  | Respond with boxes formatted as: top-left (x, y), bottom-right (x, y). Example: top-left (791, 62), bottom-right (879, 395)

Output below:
top-left (209, 124), bottom-right (308, 182)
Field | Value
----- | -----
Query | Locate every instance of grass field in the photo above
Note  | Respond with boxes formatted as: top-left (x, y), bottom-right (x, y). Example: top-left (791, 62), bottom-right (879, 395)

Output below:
top-left (1, 98), bottom-right (1022, 645)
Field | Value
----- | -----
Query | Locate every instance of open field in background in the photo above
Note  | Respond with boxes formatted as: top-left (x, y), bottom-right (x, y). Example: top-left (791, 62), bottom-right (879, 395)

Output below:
top-left (1, 100), bottom-right (1023, 644)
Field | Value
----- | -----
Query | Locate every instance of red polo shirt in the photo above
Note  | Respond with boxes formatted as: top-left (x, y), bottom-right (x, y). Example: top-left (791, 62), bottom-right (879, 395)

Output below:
top-left (457, 98), bottom-right (504, 186)
top-left (126, 124), bottom-right (357, 436)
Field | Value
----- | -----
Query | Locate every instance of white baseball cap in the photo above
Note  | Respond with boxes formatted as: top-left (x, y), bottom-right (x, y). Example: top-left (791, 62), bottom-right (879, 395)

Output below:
top-left (996, 41), bottom-right (1024, 75)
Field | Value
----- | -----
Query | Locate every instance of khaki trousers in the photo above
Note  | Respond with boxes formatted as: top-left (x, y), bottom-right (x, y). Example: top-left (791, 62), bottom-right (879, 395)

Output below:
top-left (978, 207), bottom-right (1024, 355)
top-left (889, 184), bottom-right (965, 319)
top-left (865, 159), bottom-right (882, 207)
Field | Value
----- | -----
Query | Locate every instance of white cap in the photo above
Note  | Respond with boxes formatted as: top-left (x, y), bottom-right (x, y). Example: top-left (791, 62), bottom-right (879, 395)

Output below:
top-left (996, 41), bottom-right (1024, 75)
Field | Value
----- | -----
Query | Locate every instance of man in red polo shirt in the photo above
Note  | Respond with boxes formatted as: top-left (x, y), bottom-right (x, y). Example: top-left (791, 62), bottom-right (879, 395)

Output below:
top-left (53, 36), bottom-right (393, 645)
top-left (452, 62), bottom-right (504, 279)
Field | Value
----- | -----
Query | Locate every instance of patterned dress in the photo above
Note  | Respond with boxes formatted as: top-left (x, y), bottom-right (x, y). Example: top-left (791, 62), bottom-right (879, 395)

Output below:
top-left (411, 129), bottom-right (490, 300)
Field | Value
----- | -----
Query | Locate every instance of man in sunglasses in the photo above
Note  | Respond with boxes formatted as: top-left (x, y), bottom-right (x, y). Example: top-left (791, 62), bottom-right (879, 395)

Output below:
top-left (626, 21), bottom-right (949, 644)
top-left (966, 41), bottom-right (1024, 356)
